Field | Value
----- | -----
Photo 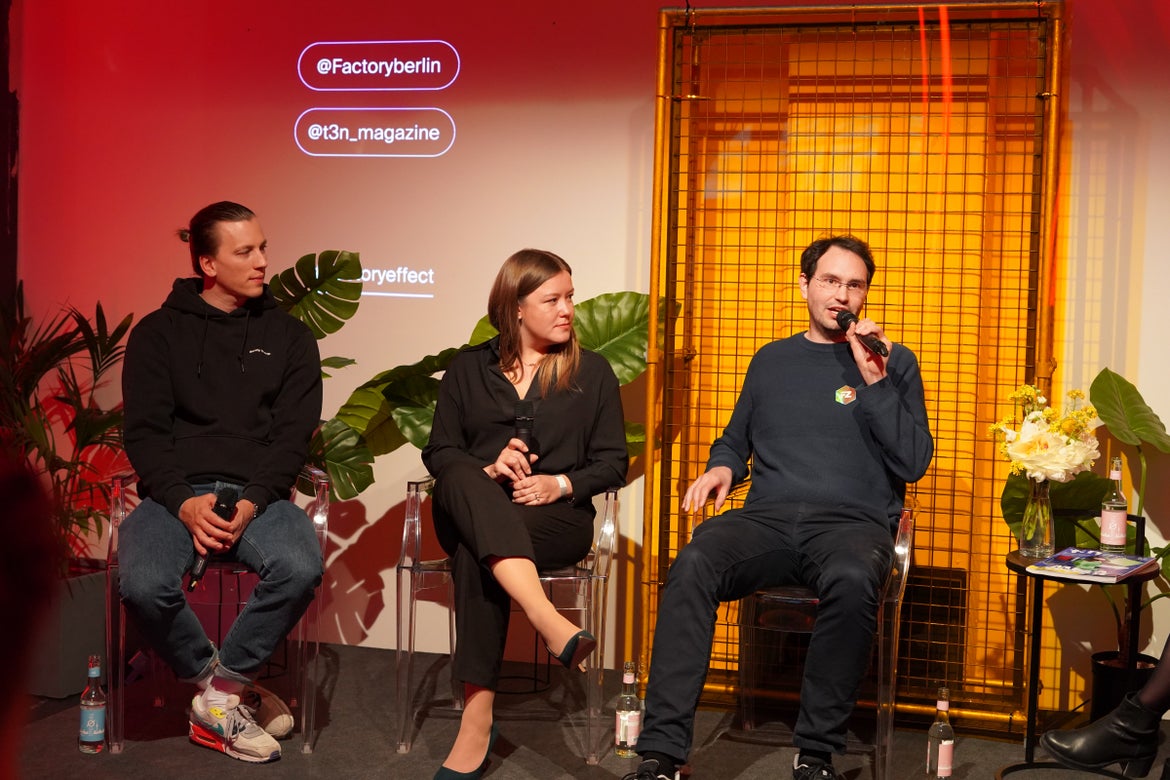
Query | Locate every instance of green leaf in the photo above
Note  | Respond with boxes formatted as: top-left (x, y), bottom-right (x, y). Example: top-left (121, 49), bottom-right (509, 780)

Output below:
top-left (573, 292), bottom-right (651, 385)
top-left (625, 420), bottom-right (646, 458)
top-left (319, 355), bottom-right (356, 379)
top-left (321, 356), bottom-right (356, 370)
top-left (307, 417), bottom-right (374, 500)
top-left (391, 396), bottom-right (441, 450)
top-left (332, 385), bottom-right (408, 456)
top-left (270, 250), bottom-right (363, 339)
top-left (467, 316), bottom-right (497, 346)
top-left (333, 348), bottom-right (460, 456)
top-left (1091, 368), bottom-right (1170, 452)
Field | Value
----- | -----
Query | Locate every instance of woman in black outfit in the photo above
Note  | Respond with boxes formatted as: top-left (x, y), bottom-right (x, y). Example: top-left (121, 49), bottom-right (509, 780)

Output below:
top-left (1042, 644), bottom-right (1170, 777)
top-left (422, 248), bottom-right (629, 779)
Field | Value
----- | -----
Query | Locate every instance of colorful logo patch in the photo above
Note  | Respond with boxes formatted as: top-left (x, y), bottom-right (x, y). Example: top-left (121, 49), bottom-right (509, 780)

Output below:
top-left (835, 385), bottom-right (857, 405)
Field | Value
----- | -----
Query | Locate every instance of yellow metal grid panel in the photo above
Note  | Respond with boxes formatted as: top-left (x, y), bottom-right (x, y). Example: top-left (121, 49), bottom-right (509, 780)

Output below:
top-left (646, 4), bottom-right (1063, 732)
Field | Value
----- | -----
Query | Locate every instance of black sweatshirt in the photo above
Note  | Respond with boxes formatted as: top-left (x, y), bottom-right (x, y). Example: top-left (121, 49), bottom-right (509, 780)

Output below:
top-left (708, 334), bottom-right (933, 532)
top-left (122, 278), bottom-right (322, 517)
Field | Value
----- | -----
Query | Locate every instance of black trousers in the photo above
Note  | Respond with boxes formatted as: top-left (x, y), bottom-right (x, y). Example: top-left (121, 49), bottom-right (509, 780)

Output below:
top-left (637, 501), bottom-right (894, 761)
top-left (431, 460), bottom-right (594, 689)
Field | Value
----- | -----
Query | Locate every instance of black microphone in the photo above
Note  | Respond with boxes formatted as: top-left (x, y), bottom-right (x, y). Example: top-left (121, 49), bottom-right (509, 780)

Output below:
top-left (188, 487), bottom-right (239, 592)
top-left (836, 309), bottom-right (889, 357)
top-left (514, 401), bottom-right (538, 457)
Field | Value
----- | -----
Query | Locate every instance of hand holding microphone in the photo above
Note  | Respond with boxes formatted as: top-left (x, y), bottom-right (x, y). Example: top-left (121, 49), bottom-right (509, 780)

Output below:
top-left (836, 309), bottom-right (889, 357)
top-left (514, 401), bottom-right (539, 457)
top-left (187, 487), bottom-right (238, 591)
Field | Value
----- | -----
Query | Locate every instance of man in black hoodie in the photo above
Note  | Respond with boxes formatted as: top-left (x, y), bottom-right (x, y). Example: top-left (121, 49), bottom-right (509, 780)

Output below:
top-left (119, 201), bottom-right (323, 763)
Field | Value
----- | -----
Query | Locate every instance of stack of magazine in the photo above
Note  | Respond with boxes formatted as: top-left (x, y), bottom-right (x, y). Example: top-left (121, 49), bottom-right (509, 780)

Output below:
top-left (1026, 547), bottom-right (1159, 583)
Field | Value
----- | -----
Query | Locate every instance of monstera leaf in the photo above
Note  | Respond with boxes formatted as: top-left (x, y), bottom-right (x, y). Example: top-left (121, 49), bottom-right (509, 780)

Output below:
top-left (270, 250), bottom-right (362, 339)
top-left (307, 417), bottom-right (375, 500)
top-left (573, 292), bottom-right (651, 385)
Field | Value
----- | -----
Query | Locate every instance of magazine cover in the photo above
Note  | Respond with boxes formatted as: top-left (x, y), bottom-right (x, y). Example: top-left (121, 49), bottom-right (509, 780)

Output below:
top-left (1025, 547), bottom-right (1159, 583)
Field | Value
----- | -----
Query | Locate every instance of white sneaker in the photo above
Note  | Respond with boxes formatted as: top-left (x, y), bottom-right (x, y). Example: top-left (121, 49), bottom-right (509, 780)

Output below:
top-left (240, 682), bottom-right (295, 739)
top-left (189, 694), bottom-right (281, 763)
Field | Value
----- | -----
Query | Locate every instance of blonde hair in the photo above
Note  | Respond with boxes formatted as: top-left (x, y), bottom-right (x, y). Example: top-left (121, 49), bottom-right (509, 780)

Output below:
top-left (487, 248), bottom-right (581, 396)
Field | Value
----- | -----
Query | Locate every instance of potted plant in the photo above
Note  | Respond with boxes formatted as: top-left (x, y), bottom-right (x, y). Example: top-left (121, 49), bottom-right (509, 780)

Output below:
top-left (999, 368), bottom-right (1170, 718)
top-left (1084, 367), bottom-right (1170, 717)
top-left (0, 282), bottom-right (133, 696)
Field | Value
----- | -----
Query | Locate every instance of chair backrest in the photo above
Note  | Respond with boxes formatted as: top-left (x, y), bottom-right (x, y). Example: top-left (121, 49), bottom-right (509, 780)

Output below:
top-left (297, 465), bottom-right (332, 552)
top-left (588, 488), bottom-right (620, 580)
top-left (887, 503), bottom-right (915, 603)
top-left (399, 476), bottom-right (438, 570)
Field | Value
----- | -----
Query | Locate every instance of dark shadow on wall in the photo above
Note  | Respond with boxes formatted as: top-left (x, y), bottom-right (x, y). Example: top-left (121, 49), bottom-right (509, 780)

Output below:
top-left (319, 495), bottom-right (439, 647)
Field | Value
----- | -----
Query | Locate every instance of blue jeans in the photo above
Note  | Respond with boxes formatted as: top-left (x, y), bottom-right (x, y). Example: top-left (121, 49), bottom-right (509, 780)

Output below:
top-left (637, 501), bottom-right (895, 761)
top-left (118, 482), bottom-right (323, 684)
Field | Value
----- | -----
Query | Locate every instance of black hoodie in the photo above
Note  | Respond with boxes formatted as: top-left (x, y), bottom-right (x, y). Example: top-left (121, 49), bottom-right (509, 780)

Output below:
top-left (122, 278), bottom-right (322, 518)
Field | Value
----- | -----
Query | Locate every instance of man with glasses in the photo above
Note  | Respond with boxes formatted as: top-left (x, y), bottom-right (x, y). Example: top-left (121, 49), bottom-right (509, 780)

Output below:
top-left (625, 235), bottom-right (933, 780)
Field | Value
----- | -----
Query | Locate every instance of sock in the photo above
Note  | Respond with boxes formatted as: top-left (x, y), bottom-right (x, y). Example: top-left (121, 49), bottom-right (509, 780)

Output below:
top-left (199, 673), bottom-right (244, 710)
top-left (798, 749), bottom-right (832, 766)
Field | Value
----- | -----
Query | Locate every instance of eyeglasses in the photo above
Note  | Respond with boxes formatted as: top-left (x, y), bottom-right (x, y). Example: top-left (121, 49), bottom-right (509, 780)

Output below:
top-left (811, 275), bottom-right (868, 295)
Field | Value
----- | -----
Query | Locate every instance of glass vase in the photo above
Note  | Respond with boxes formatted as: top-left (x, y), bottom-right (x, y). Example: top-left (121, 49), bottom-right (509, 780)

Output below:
top-left (1019, 479), bottom-right (1054, 558)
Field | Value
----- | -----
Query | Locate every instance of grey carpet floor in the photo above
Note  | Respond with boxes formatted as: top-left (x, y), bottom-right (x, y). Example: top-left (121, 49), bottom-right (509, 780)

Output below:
top-left (18, 643), bottom-right (1160, 779)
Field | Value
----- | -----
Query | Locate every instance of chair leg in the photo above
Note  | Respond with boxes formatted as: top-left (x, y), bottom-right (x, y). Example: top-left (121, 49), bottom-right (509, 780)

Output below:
top-left (395, 569), bottom-right (417, 753)
top-left (105, 565), bottom-right (126, 754)
top-left (876, 600), bottom-right (900, 780)
top-left (583, 577), bottom-right (609, 765)
top-left (297, 593), bottom-right (320, 754)
top-left (449, 583), bottom-right (463, 711)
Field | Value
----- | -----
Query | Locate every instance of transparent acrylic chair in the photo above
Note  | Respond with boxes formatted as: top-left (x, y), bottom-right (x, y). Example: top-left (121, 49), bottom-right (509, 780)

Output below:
top-left (104, 466), bottom-right (331, 754)
top-left (395, 476), bottom-right (619, 765)
top-left (694, 487), bottom-right (914, 780)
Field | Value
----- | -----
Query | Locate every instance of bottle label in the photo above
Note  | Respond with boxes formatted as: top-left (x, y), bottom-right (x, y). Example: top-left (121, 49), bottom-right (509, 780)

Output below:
top-left (80, 704), bottom-right (106, 739)
top-left (1101, 509), bottom-right (1128, 546)
top-left (938, 739), bottom-right (954, 777)
top-left (616, 710), bottom-right (641, 746)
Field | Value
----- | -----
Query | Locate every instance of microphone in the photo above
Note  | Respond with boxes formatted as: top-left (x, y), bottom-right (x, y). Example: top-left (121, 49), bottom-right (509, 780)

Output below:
top-left (836, 309), bottom-right (889, 357)
top-left (514, 401), bottom-right (538, 457)
top-left (188, 487), bottom-right (239, 592)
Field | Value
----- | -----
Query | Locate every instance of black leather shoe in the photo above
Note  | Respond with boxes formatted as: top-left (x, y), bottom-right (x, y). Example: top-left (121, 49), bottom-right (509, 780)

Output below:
top-left (550, 629), bottom-right (596, 671)
top-left (432, 724), bottom-right (499, 780)
top-left (1040, 693), bottom-right (1160, 777)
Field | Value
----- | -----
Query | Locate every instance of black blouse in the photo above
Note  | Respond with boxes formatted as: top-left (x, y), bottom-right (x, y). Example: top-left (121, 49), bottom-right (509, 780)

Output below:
top-left (422, 337), bottom-right (629, 505)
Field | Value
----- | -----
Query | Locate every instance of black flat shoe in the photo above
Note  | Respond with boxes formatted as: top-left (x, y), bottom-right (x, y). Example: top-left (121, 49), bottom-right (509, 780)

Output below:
top-left (432, 724), bottom-right (498, 780)
top-left (550, 629), bottom-right (597, 671)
